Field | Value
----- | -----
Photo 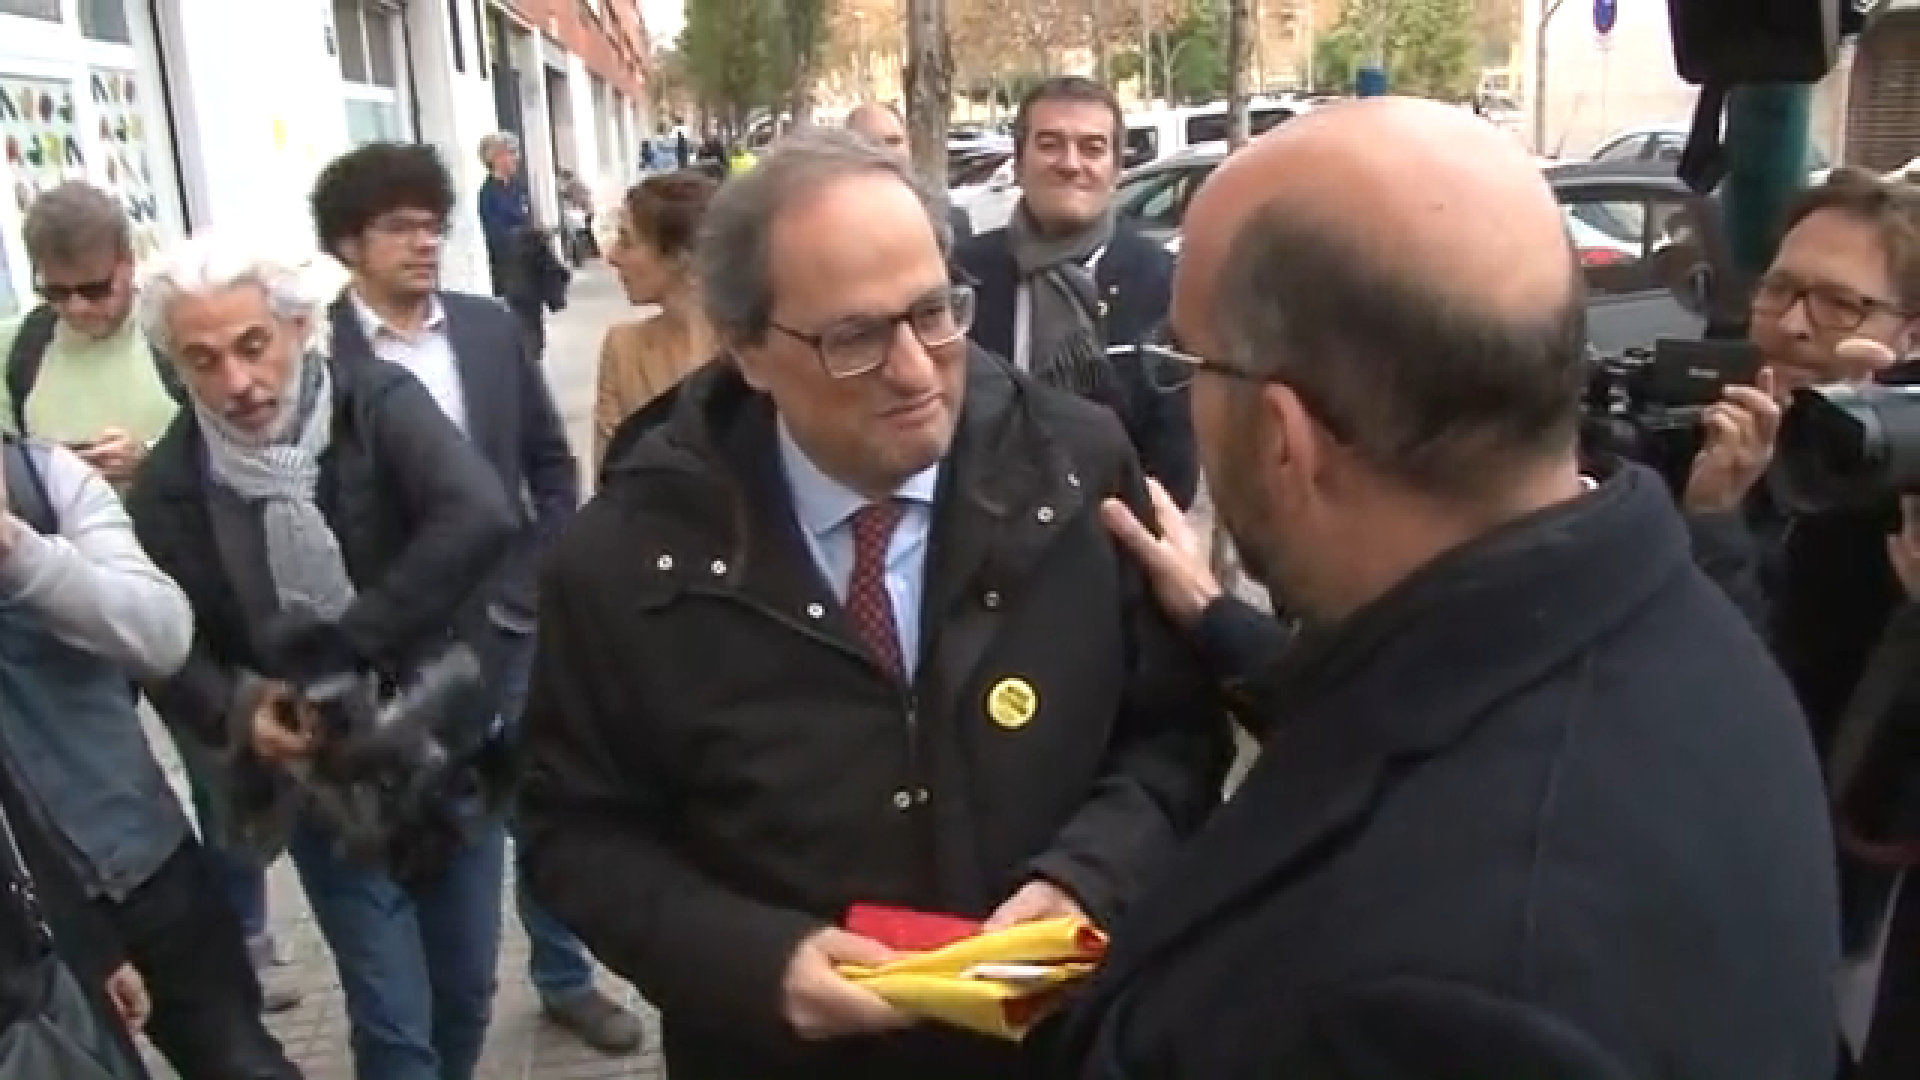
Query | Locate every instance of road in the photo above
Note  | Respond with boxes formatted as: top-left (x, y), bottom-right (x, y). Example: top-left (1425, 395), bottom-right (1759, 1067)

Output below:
top-left (141, 263), bottom-right (661, 1080)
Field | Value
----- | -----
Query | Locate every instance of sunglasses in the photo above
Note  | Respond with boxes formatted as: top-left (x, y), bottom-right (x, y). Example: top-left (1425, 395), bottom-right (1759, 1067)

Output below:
top-left (38, 276), bottom-right (116, 305)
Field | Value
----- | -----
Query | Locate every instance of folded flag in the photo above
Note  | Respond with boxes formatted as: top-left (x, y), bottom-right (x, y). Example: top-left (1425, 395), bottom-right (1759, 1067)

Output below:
top-left (838, 905), bottom-right (1107, 1041)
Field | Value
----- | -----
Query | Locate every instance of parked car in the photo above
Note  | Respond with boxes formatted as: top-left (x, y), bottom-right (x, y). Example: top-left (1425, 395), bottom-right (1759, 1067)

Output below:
top-left (1588, 122), bottom-right (1831, 179)
top-left (1113, 150), bottom-right (1736, 357)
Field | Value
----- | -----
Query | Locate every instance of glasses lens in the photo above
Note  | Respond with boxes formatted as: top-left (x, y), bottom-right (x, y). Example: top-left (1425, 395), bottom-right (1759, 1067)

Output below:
top-left (821, 322), bottom-right (893, 378)
top-left (1133, 322), bottom-right (1195, 393)
top-left (1807, 290), bottom-right (1870, 334)
top-left (912, 287), bottom-right (975, 350)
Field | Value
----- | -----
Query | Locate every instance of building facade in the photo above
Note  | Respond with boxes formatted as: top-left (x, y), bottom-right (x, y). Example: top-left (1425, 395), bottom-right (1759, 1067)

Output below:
top-left (0, 0), bottom-right (649, 311)
top-left (1843, 1), bottom-right (1920, 172)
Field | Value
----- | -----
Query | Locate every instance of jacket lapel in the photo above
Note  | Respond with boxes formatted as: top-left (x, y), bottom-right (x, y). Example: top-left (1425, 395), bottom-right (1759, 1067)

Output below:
top-left (440, 295), bottom-right (512, 469)
top-left (917, 352), bottom-right (1083, 705)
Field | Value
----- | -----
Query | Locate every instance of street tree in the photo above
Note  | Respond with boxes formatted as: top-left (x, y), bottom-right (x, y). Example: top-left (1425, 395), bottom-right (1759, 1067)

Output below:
top-left (679, 0), bottom-right (780, 129)
top-left (1115, 1), bottom-right (1229, 105)
top-left (1323, 0), bottom-right (1479, 100)
top-left (1226, 0), bottom-right (1253, 146)
top-left (905, 0), bottom-right (954, 185)
top-left (772, 0), bottom-right (834, 125)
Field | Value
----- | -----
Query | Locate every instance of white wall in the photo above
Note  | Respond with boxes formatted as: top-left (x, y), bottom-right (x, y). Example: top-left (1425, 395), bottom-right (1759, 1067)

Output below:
top-left (509, 21), bottom-right (557, 231)
top-left (1522, 0), bottom-right (1696, 158)
top-left (565, 55), bottom-right (601, 194)
top-left (164, 0), bottom-right (348, 265)
top-left (405, 0), bottom-right (501, 294)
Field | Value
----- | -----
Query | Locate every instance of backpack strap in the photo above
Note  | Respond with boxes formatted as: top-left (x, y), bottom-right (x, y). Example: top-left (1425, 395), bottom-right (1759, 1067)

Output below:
top-left (6, 305), bottom-right (59, 436)
top-left (2, 434), bottom-right (58, 538)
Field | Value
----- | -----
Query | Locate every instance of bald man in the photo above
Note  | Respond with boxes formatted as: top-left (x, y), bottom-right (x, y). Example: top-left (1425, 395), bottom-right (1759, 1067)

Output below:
top-left (846, 103), bottom-right (974, 241)
top-left (1049, 98), bottom-right (1838, 1079)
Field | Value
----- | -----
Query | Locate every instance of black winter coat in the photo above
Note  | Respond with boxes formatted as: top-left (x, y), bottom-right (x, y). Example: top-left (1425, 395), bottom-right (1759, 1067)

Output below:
top-left (1047, 466), bottom-right (1839, 1080)
top-left (521, 351), bottom-right (1232, 1080)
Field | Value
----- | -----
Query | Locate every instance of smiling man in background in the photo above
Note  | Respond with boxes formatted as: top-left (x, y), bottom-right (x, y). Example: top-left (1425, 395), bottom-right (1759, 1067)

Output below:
top-left (954, 77), bottom-right (1194, 508)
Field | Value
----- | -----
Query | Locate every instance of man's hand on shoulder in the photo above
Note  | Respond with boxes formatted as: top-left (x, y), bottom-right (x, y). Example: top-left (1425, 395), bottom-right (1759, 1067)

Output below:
top-left (1100, 475), bottom-right (1220, 629)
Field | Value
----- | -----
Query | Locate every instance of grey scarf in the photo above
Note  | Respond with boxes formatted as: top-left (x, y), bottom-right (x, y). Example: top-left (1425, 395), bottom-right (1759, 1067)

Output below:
top-left (199, 353), bottom-right (353, 622)
top-left (1007, 201), bottom-right (1119, 403)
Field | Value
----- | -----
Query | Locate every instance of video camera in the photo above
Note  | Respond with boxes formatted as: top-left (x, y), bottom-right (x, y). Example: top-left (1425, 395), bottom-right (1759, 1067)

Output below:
top-left (1773, 366), bottom-right (1920, 516)
top-left (268, 613), bottom-right (497, 868)
top-left (1581, 337), bottom-right (1764, 487)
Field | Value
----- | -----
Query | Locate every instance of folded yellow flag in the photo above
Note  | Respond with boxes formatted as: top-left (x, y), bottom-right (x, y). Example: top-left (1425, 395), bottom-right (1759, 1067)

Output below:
top-left (839, 917), bottom-right (1106, 1041)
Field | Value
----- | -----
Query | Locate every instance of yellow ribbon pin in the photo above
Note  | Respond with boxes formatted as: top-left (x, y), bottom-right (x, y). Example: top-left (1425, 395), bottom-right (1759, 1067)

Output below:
top-left (987, 678), bottom-right (1038, 730)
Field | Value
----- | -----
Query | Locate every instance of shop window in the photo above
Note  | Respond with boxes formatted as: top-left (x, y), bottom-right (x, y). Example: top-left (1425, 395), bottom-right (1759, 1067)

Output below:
top-left (79, 0), bottom-right (131, 43)
top-left (0, 0), bottom-right (59, 22)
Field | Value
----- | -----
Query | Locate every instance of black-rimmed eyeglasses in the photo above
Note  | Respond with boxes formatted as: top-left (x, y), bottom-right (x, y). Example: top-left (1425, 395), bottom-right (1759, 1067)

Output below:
top-left (1752, 272), bottom-right (1910, 335)
top-left (771, 284), bottom-right (977, 379)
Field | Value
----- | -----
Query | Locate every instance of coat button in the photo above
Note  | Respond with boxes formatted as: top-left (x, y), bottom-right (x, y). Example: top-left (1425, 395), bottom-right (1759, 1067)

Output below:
top-left (655, 554), bottom-right (674, 570)
top-left (982, 590), bottom-right (1001, 609)
top-left (806, 603), bottom-right (825, 620)
top-left (1066, 472), bottom-right (1081, 488)
top-left (710, 559), bottom-right (727, 576)
top-left (914, 787), bottom-right (930, 804)
top-left (892, 789), bottom-right (913, 810)
top-left (1036, 506), bottom-right (1054, 524)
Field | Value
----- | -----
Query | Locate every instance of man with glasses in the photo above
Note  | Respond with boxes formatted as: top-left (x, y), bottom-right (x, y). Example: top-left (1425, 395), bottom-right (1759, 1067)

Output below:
top-left (307, 142), bottom-right (645, 1060)
top-left (1707, 169), bottom-right (1920, 1079)
top-left (0, 182), bottom-right (179, 483)
top-left (1061, 96), bottom-right (1836, 1079)
top-left (0, 185), bottom-right (302, 1013)
top-left (518, 126), bottom-right (1230, 1080)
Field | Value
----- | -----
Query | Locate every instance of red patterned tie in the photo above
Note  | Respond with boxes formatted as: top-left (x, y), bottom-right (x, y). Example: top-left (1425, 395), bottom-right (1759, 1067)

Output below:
top-left (847, 501), bottom-right (906, 679)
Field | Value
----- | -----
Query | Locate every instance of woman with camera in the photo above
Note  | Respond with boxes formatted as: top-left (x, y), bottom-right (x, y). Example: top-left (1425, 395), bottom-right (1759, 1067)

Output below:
top-left (126, 235), bottom-right (518, 1080)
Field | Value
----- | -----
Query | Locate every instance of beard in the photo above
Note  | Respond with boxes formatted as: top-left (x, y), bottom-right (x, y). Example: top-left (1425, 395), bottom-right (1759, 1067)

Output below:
top-left (1207, 406), bottom-right (1315, 621)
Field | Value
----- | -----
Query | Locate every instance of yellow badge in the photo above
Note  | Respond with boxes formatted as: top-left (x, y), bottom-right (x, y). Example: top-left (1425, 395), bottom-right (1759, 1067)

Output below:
top-left (987, 678), bottom-right (1038, 730)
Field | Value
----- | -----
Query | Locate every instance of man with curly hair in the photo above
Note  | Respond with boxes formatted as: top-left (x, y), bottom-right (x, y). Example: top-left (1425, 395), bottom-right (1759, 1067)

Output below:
top-left (309, 142), bottom-right (642, 1061)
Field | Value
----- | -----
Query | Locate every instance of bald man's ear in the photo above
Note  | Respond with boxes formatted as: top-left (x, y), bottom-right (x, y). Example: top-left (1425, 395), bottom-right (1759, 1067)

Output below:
top-left (1261, 382), bottom-right (1319, 480)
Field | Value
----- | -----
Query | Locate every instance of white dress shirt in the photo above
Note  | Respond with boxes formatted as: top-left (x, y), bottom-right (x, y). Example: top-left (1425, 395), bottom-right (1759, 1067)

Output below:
top-left (350, 292), bottom-right (468, 433)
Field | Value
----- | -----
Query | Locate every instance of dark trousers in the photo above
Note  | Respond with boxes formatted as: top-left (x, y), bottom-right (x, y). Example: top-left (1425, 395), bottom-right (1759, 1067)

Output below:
top-left (97, 839), bottom-right (300, 1079)
top-left (509, 299), bottom-right (545, 357)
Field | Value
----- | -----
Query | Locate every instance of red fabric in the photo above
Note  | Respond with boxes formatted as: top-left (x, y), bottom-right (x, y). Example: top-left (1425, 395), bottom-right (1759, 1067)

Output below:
top-left (846, 502), bottom-right (906, 678)
top-left (845, 904), bottom-right (982, 952)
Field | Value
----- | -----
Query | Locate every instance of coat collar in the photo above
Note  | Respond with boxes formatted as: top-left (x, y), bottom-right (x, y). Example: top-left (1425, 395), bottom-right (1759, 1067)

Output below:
top-left (1083, 463), bottom-right (1696, 1002)
top-left (325, 292), bottom-right (508, 463)
top-left (599, 348), bottom-right (1086, 689)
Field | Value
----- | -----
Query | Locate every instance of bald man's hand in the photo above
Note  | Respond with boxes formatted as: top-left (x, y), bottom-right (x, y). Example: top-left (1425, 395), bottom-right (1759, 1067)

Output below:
top-left (1683, 368), bottom-right (1781, 516)
top-left (1101, 477), bottom-right (1221, 629)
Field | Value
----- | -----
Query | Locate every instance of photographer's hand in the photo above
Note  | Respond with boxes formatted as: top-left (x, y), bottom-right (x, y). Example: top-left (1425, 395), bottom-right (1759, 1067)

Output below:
top-left (251, 681), bottom-right (317, 763)
top-left (1683, 368), bottom-right (1781, 515)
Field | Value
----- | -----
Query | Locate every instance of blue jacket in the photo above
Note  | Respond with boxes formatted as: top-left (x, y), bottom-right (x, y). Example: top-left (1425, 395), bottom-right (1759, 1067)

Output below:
top-left (0, 439), bottom-right (185, 902)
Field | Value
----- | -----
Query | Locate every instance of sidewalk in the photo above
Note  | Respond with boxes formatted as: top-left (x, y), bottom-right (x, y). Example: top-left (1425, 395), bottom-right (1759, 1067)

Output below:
top-left (139, 265), bottom-right (662, 1078)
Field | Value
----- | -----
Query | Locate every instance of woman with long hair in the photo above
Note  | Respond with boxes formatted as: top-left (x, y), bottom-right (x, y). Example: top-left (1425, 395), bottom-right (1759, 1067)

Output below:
top-left (594, 169), bottom-right (718, 472)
